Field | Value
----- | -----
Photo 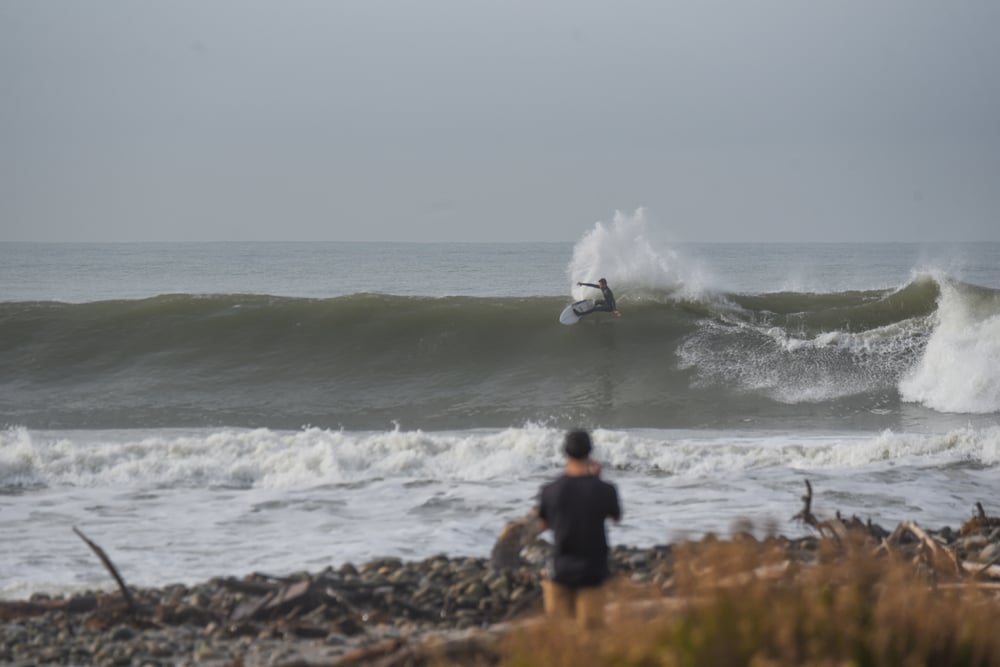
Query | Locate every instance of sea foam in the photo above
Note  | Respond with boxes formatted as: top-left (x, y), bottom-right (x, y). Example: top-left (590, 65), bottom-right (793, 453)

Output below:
top-left (899, 281), bottom-right (1000, 413)
top-left (3, 425), bottom-right (997, 491)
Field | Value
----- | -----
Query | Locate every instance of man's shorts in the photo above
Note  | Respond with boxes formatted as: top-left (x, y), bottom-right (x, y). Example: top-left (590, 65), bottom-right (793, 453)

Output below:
top-left (542, 579), bottom-right (607, 629)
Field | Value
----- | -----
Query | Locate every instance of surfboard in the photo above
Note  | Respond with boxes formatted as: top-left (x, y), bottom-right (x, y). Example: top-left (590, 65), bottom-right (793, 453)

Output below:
top-left (559, 299), bottom-right (596, 325)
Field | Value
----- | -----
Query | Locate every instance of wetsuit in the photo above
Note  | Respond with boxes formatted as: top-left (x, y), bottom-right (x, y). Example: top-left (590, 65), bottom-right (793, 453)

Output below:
top-left (579, 282), bottom-right (616, 313)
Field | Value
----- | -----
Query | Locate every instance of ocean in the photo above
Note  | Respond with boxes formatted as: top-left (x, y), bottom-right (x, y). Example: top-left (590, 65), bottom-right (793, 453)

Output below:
top-left (2, 213), bottom-right (999, 599)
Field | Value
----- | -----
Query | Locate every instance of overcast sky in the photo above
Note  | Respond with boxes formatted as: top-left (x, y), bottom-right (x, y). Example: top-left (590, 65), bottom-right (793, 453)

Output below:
top-left (3, 1), bottom-right (998, 243)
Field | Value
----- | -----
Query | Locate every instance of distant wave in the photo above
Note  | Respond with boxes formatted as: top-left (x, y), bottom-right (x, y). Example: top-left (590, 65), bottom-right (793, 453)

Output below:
top-left (1, 272), bottom-right (998, 430)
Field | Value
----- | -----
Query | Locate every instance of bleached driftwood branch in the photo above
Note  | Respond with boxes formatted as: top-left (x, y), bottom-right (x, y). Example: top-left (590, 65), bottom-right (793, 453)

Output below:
top-left (73, 526), bottom-right (139, 618)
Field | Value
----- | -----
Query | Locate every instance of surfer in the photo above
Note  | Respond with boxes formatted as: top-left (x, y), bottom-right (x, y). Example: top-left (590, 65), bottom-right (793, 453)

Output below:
top-left (576, 278), bottom-right (621, 317)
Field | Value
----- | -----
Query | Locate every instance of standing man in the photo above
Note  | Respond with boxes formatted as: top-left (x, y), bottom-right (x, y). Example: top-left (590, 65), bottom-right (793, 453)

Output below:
top-left (577, 278), bottom-right (621, 317)
top-left (538, 429), bottom-right (622, 628)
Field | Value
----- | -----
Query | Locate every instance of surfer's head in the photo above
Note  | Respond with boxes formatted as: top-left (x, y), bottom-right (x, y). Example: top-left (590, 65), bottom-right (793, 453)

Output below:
top-left (598, 278), bottom-right (607, 286)
top-left (563, 429), bottom-right (593, 460)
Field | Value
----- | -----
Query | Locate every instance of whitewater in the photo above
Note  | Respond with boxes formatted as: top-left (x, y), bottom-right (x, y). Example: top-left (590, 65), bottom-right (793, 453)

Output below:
top-left (2, 211), bottom-right (999, 599)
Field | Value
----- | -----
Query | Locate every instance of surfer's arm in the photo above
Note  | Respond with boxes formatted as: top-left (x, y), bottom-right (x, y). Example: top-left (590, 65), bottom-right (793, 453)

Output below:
top-left (577, 282), bottom-right (600, 288)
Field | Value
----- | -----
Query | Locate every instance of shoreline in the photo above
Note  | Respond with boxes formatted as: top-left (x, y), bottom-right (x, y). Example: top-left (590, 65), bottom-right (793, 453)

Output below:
top-left (3, 505), bottom-right (999, 667)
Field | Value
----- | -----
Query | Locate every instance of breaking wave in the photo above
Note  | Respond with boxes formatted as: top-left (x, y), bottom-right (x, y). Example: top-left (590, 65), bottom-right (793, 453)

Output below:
top-left (2, 425), bottom-right (997, 491)
top-left (1, 269), bottom-right (998, 431)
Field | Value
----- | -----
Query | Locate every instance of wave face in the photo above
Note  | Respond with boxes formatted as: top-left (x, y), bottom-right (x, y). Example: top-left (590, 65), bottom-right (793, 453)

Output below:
top-left (2, 273), bottom-right (998, 430)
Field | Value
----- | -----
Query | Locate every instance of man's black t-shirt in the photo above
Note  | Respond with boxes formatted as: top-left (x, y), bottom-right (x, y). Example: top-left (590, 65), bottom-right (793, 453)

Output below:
top-left (538, 474), bottom-right (621, 587)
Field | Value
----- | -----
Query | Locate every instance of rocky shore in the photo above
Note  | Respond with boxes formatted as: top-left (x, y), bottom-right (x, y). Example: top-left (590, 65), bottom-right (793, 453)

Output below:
top-left (3, 500), bottom-right (1000, 667)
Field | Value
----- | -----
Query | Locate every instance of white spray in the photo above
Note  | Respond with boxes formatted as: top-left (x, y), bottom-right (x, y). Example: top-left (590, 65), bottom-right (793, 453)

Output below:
top-left (566, 208), bottom-right (702, 301)
top-left (899, 281), bottom-right (1000, 414)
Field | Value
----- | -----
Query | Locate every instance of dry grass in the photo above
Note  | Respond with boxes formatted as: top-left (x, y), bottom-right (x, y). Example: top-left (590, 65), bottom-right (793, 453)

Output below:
top-left (499, 535), bottom-right (1000, 667)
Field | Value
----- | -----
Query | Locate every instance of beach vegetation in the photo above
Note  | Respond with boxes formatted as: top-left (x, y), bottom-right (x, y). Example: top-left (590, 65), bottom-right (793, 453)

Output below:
top-left (500, 533), bottom-right (1000, 667)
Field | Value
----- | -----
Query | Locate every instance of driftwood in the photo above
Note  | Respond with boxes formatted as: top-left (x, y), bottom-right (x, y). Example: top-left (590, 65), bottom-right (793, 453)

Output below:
top-left (490, 508), bottom-right (541, 570)
top-left (73, 526), bottom-right (139, 618)
top-left (0, 595), bottom-right (98, 622)
top-left (329, 637), bottom-right (409, 667)
top-left (791, 480), bottom-right (818, 528)
top-left (960, 502), bottom-right (1000, 535)
top-left (789, 481), bottom-right (989, 584)
top-left (329, 628), bottom-right (506, 667)
top-left (230, 579), bottom-right (320, 622)
top-left (791, 480), bottom-right (847, 540)
top-left (885, 520), bottom-right (962, 577)
top-left (971, 550), bottom-right (1000, 580)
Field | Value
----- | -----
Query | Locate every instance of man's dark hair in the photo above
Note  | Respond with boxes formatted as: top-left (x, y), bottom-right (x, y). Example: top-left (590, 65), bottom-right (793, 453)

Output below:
top-left (563, 429), bottom-right (593, 460)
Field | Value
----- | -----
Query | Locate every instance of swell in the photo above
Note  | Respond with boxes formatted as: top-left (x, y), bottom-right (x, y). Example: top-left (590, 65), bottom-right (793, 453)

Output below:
top-left (0, 293), bottom-right (698, 428)
top-left (724, 275), bottom-right (941, 332)
top-left (1, 278), bottom-right (997, 429)
top-left (0, 293), bottom-right (698, 378)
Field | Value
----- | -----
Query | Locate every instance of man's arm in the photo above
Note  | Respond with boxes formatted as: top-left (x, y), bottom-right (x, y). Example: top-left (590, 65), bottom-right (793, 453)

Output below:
top-left (607, 485), bottom-right (622, 523)
top-left (578, 282), bottom-right (600, 289)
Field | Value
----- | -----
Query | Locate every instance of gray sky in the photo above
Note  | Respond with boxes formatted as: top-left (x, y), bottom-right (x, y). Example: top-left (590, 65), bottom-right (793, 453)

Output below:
top-left (3, 1), bottom-right (998, 242)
